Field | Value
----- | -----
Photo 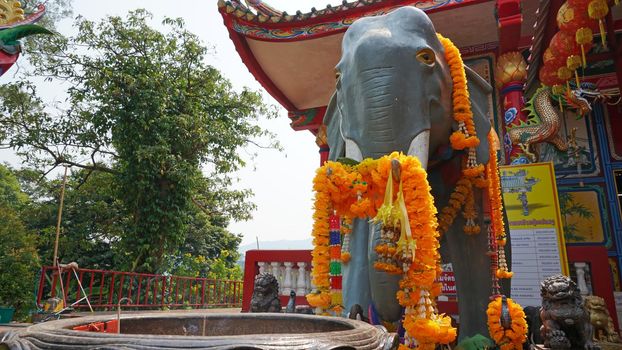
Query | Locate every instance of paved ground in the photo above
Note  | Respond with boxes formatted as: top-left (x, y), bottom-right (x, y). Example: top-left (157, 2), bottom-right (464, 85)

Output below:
top-left (0, 308), bottom-right (241, 335)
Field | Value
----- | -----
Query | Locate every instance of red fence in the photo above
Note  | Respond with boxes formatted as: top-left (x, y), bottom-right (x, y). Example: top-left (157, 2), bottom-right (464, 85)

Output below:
top-left (36, 266), bottom-right (243, 310)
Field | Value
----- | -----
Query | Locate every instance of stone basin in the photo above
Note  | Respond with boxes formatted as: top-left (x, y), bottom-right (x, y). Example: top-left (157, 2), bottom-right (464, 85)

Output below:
top-left (0, 312), bottom-right (398, 349)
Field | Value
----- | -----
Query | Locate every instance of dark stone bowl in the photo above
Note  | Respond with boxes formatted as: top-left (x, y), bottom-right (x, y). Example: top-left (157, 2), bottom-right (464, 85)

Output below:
top-left (1, 312), bottom-right (398, 349)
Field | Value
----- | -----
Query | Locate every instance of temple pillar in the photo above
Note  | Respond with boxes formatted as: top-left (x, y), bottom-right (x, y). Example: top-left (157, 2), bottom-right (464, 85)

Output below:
top-left (495, 52), bottom-right (530, 164)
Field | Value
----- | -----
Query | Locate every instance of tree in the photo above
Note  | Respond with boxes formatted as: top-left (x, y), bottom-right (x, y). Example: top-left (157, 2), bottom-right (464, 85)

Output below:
top-left (1, 10), bottom-right (276, 273)
top-left (0, 165), bottom-right (40, 320)
top-left (16, 168), bottom-right (125, 269)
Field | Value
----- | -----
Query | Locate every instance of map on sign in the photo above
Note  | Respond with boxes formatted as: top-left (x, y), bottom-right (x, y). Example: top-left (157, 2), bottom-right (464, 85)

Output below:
top-left (500, 162), bottom-right (569, 307)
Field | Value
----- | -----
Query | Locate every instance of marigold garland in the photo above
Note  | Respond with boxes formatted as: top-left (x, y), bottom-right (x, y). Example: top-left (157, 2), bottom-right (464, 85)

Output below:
top-left (307, 153), bottom-right (456, 348)
top-left (436, 33), bottom-right (487, 236)
top-left (486, 131), bottom-right (513, 279)
top-left (487, 296), bottom-right (527, 350)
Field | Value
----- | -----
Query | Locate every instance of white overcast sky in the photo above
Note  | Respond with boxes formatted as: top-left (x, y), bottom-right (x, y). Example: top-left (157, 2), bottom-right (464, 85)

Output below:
top-left (0, 1), bottom-right (343, 245)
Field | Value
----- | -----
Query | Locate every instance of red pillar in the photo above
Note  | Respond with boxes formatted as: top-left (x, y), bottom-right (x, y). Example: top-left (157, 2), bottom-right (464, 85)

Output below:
top-left (495, 52), bottom-right (531, 164)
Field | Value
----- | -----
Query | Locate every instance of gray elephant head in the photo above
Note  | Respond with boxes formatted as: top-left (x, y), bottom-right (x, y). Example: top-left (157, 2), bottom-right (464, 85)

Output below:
top-left (325, 6), bottom-right (491, 168)
top-left (323, 6), bottom-right (500, 339)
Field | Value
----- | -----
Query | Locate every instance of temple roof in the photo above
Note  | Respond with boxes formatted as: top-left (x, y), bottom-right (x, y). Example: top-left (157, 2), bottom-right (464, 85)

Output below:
top-left (218, 0), bottom-right (537, 130)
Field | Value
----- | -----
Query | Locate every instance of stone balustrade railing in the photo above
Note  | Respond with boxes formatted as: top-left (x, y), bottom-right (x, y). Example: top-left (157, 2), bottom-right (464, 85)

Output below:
top-left (256, 261), bottom-right (315, 296)
top-left (242, 250), bottom-right (312, 312)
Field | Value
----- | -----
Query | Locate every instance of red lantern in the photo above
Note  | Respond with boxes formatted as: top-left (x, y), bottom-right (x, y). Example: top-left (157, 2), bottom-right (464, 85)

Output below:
top-left (543, 47), bottom-right (565, 68)
top-left (539, 65), bottom-right (564, 86)
top-left (549, 30), bottom-right (581, 57)
top-left (558, 0), bottom-right (598, 32)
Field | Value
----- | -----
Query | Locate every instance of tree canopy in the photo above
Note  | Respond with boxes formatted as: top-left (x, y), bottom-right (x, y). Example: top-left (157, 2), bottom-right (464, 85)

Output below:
top-left (1, 10), bottom-right (276, 275)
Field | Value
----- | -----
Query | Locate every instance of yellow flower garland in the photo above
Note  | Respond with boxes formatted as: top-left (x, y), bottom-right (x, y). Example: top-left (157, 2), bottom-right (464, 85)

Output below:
top-left (307, 153), bottom-right (456, 348)
top-left (487, 296), bottom-right (527, 350)
top-left (435, 34), bottom-right (488, 236)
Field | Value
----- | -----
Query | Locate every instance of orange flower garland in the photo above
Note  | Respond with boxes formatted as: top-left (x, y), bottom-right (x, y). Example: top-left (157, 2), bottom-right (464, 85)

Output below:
top-left (486, 131), bottom-right (513, 279)
top-left (436, 34), bottom-right (487, 236)
top-left (487, 296), bottom-right (527, 350)
top-left (307, 153), bottom-right (456, 348)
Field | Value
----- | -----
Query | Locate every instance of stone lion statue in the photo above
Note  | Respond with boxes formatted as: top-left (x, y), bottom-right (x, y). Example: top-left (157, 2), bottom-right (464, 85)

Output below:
top-left (584, 296), bottom-right (621, 343)
top-left (540, 274), bottom-right (598, 350)
top-left (250, 273), bottom-right (281, 313)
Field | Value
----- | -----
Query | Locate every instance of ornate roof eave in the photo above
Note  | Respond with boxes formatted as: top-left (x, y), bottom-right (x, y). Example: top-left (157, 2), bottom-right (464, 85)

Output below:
top-left (218, 0), bottom-right (484, 42)
top-left (0, 4), bottom-right (46, 30)
top-left (217, 0), bottom-right (500, 131)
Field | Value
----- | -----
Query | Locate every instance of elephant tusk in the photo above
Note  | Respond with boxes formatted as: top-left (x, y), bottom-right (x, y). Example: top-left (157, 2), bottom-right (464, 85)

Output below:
top-left (407, 130), bottom-right (430, 169)
top-left (344, 138), bottom-right (363, 162)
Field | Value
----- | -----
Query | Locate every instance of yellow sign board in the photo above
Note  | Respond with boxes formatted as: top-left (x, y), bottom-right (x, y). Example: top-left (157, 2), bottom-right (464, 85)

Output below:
top-left (500, 162), bottom-right (569, 306)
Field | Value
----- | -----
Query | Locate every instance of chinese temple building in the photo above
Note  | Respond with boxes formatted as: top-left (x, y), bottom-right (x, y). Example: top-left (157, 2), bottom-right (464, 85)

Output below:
top-left (219, 0), bottom-right (622, 327)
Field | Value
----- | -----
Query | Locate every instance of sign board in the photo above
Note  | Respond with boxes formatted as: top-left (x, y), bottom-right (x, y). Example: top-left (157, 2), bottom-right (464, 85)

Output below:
top-left (439, 263), bottom-right (456, 299)
top-left (500, 162), bottom-right (569, 307)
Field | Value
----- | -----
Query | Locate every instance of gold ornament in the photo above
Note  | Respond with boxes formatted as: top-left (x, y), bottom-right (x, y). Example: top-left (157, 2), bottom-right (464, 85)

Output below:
top-left (0, 0), bottom-right (25, 26)
top-left (567, 55), bottom-right (582, 86)
top-left (315, 124), bottom-right (328, 147)
top-left (495, 51), bottom-right (528, 88)
top-left (576, 27), bottom-right (593, 66)
top-left (588, 0), bottom-right (609, 48)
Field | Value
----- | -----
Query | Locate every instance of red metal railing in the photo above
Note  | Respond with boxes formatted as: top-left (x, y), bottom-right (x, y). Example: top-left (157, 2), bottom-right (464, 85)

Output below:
top-left (36, 266), bottom-right (243, 310)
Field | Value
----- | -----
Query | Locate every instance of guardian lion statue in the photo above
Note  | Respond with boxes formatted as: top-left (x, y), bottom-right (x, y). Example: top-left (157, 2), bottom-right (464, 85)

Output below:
top-left (540, 274), bottom-right (598, 350)
top-left (584, 295), bottom-right (621, 343)
top-left (250, 273), bottom-right (281, 313)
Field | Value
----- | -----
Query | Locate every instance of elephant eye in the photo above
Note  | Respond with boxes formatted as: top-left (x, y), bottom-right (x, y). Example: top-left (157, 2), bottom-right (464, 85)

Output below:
top-left (335, 71), bottom-right (341, 80)
top-left (416, 49), bottom-right (435, 66)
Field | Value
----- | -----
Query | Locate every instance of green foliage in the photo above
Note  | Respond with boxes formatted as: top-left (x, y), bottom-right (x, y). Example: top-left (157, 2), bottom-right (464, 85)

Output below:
top-left (1, 10), bottom-right (275, 275)
top-left (455, 334), bottom-right (494, 350)
top-left (0, 164), bottom-right (28, 206)
top-left (17, 169), bottom-right (125, 268)
top-left (0, 165), bottom-right (40, 320)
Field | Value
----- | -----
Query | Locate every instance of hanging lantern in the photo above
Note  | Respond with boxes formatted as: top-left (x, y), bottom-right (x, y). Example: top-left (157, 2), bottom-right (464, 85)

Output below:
top-left (557, 66), bottom-right (573, 90)
top-left (559, 0), bottom-right (599, 31)
top-left (540, 65), bottom-right (564, 86)
top-left (567, 55), bottom-right (582, 87)
top-left (575, 27), bottom-right (594, 66)
top-left (550, 30), bottom-right (581, 57)
top-left (543, 47), bottom-right (565, 68)
top-left (588, 0), bottom-right (609, 48)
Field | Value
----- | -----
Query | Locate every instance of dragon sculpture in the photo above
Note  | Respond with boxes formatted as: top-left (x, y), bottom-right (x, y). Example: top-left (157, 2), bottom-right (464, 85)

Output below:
top-left (507, 84), bottom-right (619, 162)
top-left (0, 2), bottom-right (50, 77)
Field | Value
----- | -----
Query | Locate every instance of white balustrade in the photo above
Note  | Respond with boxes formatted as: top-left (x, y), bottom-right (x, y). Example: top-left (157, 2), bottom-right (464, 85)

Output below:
top-left (296, 262), bottom-right (307, 295)
top-left (574, 262), bottom-right (590, 295)
top-left (255, 260), bottom-right (313, 296)
top-left (282, 262), bottom-right (294, 296)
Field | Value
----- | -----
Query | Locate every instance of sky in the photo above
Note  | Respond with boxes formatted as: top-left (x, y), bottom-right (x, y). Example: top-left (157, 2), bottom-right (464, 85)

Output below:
top-left (0, 0), bottom-right (343, 246)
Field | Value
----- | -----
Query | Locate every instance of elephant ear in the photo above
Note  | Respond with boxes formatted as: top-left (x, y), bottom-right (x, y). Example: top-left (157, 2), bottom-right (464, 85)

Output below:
top-left (465, 65), bottom-right (492, 165)
top-left (323, 91), bottom-right (345, 161)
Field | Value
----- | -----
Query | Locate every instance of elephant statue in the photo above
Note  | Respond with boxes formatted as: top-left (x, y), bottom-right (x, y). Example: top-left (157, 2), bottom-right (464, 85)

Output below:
top-left (324, 6), bottom-right (507, 339)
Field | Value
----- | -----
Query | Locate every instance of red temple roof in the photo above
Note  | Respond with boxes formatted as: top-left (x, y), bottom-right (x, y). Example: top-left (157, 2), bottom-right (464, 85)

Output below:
top-left (217, 0), bottom-right (539, 130)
